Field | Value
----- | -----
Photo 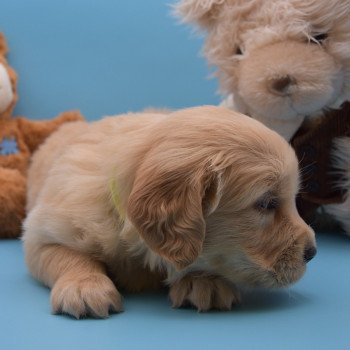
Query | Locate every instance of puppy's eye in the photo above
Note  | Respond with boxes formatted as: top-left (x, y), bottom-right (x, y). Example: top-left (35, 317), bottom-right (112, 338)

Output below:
top-left (235, 46), bottom-right (243, 55)
top-left (255, 197), bottom-right (279, 212)
top-left (312, 33), bottom-right (328, 44)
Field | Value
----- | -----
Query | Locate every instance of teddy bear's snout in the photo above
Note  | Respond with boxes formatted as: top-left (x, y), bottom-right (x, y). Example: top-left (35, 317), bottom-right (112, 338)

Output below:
top-left (268, 75), bottom-right (296, 96)
top-left (0, 63), bottom-right (14, 114)
top-left (237, 40), bottom-right (342, 124)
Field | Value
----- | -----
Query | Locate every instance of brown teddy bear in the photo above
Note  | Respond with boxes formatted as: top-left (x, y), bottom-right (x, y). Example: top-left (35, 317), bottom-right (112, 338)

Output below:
top-left (0, 33), bottom-right (84, 238)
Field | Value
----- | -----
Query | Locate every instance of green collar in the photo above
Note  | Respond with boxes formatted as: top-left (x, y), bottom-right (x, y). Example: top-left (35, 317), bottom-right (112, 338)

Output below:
top-left (109, 178), bottom-right (125, 219)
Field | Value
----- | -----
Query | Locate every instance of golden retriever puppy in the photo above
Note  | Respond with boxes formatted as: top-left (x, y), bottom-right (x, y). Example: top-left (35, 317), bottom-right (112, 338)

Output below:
top-left (23, 106), bottom-right (316, 318)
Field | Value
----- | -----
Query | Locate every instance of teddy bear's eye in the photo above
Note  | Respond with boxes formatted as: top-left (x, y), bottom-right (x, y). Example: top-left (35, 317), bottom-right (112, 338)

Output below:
top-left (235, 46), bottom-right (243, 55)
top-left (312, 33), bottom-right (328, 44)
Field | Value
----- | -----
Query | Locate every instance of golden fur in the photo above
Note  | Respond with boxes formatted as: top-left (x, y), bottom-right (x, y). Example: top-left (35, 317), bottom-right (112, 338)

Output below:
top-left (23, 106), bottom-right (316, 318)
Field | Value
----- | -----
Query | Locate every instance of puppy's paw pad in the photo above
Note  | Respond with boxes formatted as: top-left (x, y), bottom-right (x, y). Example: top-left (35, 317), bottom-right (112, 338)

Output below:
top-left (51, 273), bottom-right (122, 319)
top-left (169, 274), bottom-right (240, 312)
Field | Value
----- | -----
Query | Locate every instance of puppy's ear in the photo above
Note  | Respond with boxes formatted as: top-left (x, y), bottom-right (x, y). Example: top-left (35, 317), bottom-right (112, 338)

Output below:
top-left (127, 162), bottom-right (223, 270)
top-left (173, 0), bottom-right (226, 29)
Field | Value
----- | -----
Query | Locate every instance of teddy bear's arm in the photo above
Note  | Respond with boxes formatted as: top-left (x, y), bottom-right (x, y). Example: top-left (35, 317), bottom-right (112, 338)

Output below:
top-left (16, 110), bottom-right (84, 153)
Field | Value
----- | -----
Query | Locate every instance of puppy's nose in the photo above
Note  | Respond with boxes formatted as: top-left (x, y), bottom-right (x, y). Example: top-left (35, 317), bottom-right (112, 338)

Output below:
top-left (269, 75), bottom-right (296, 95)
top-left (304, 246), bottom-right (317, 263)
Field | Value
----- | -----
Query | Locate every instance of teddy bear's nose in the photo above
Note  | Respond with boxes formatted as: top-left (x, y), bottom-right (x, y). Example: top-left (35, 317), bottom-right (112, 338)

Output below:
top-left (269, 75), bottom-right (296, 95)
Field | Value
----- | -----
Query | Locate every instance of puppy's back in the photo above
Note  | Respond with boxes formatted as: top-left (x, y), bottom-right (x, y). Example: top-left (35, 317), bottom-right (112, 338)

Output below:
top-left (27, 121), bottom-right (88, 211)
top-left (26, 113), bottom-right (167, 212)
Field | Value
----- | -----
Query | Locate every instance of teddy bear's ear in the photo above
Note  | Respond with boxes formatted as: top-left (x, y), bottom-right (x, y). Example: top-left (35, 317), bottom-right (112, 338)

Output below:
top-left (173, 0), bottom-right (226, 29)
top-left (0, 33), bottom-right (8, 57)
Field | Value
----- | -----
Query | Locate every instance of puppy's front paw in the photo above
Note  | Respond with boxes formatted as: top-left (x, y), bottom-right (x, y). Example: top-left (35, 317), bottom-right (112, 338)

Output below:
top-left (51, 273), bottom-right (122, 319)
top-left (169, 273), bottom-right (240, 312)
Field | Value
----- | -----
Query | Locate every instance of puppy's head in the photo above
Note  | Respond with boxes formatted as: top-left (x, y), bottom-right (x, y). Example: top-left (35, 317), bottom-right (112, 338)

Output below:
top-left (127, 106), bottom-right (316, 288)
top-left (175, 0), bottom-right (350, 139)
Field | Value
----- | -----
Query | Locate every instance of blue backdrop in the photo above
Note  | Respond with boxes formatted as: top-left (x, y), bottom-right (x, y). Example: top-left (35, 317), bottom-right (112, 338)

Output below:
top-left (0, 1), bottom-right (350, 350)
top-left (1, 0), bottom-right (219, 121)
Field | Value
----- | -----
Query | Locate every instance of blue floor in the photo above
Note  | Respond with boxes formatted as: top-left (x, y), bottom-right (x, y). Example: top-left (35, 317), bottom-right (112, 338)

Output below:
top-left (1, 234), bottom-right (350, 350)
top-left (0, 1), bottom-right (350, 349)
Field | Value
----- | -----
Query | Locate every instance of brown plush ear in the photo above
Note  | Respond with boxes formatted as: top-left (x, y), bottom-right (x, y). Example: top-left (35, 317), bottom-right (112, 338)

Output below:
top-left (173, 0), bottom-right (226, 28)
top-left (127, 161), bottom-right (223, 270)
top-left (0, 33), bottom-right (8, 57)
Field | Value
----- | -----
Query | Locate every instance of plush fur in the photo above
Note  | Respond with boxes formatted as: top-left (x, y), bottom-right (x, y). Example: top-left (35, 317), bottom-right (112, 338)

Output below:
top-left (23, 106), bottom-right (316, 318)
top-left (0, 33), bottom-right (84, 238)
top-left (175, 0), bottom-right (350, 233)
